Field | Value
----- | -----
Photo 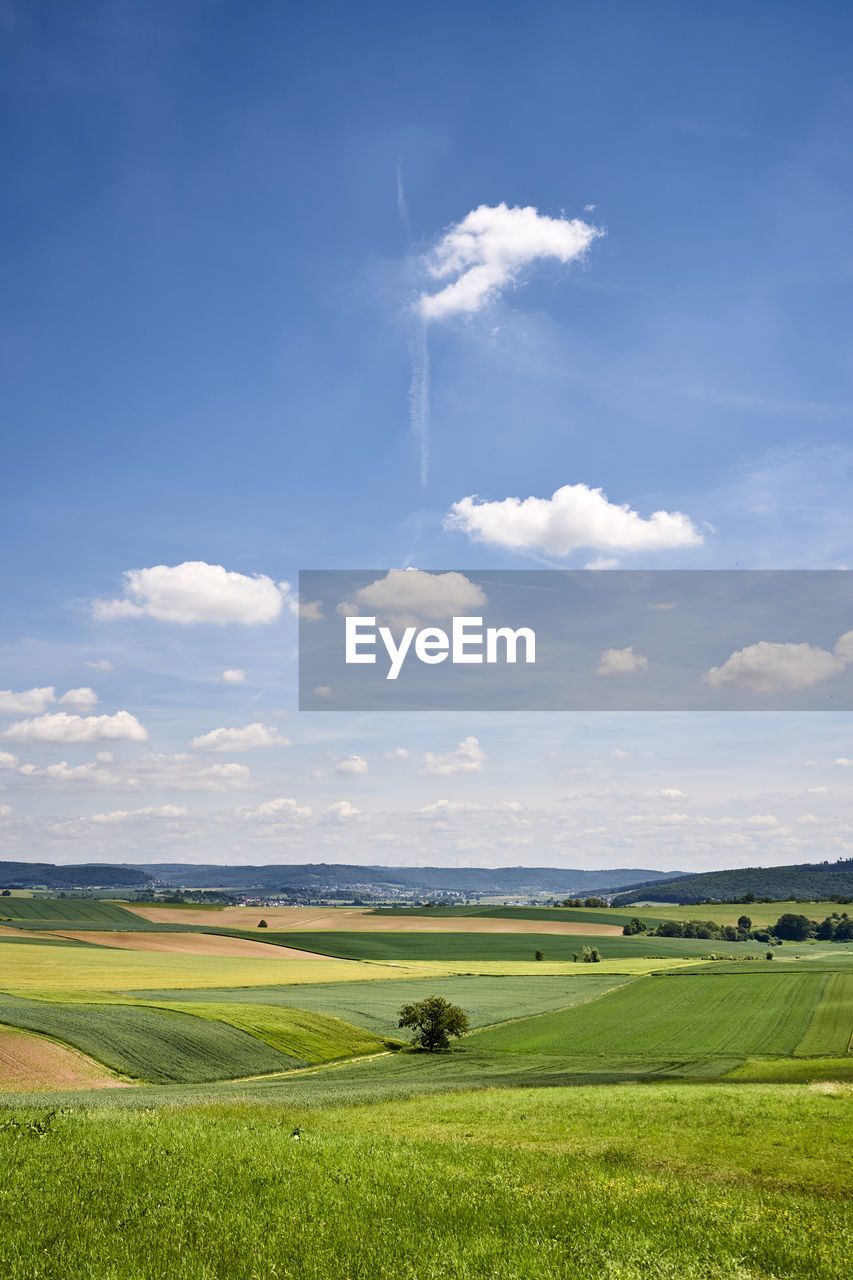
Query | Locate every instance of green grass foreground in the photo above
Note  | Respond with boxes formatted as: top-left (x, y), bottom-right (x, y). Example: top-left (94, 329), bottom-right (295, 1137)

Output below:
top-left (0, 1081), bottom-right (848, 1280)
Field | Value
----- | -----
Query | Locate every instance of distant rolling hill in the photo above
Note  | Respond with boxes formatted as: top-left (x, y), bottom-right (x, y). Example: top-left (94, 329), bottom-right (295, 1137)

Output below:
top-left (134, 863), bottom-right (685, 896)
top-left (0, 862), bottom-right (151, 890)
top-left (612, 858), bottom-right (853, 906)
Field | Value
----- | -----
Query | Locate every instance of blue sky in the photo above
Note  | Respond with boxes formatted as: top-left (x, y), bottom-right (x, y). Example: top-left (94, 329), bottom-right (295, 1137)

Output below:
top-left (2, 0), bottom-right (853, 870)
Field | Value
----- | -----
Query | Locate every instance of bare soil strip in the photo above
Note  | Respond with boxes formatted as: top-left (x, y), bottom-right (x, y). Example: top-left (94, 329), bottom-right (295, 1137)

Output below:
top-left (0, 1024), bottom-right (132, 1091)
top-left (53, 931), bottom-right (336, 961)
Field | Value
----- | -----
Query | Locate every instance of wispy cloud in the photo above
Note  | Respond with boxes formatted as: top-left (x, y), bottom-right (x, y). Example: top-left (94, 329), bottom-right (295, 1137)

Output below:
top-left (409, 318), bottom-right (430, 488)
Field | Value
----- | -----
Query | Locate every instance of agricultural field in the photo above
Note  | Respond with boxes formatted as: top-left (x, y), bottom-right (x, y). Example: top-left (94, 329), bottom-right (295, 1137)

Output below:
top-left (0, 938), bottom-right (439, 991)
top-left (254, 927), bottom-right (778, 961)
top-left (0, 898), bottom-right (849, 1279)
top-left (0, 897), bottom-right (155, 928)
top-left (0, 1025), bottom-right (129, 1092)
top-left (135, 973), bottom-right (632, 1037)
top-left (470, 970), bottom-right (826, 1060)
top-left (794, 971), bottom-right (853, 1056)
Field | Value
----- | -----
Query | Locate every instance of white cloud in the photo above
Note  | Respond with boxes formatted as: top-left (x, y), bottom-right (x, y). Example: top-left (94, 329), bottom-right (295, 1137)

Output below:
top-left (85, 659), bottom-right (114, 671)
top-left (585, 556), bottom-right (620, 570)
top-left (237, 797), bottom-right (312, 822)
top-left (0, 804), bottom-right (11, 819)
top-left (17, 759), bottom-right (126, 786)
top-left (418, 203), bottom-right (601, 321)
top-left (90, 805), bottom-right (188, 824)
top-left (596, 646), bottom-right (648, 676)
top-left (58, 687), bottom-right (98, 711)
top-left (704, 641), bottom-right (844, 692)
top-left (132, 754), bottom-right (253, 791)
top-left (190, 723), bottom-right (289, 753)
top-left (93, 561), bottom-right (292, 625)
top-left (386, 747), bottom-right (410, 760)
top-left (322, 800), bottom-right (364, 823)
top-left (3, 711), bottom-right (148, 744)
top-left (15, 751), bottom-right (252, 792)
top-left (335, 755), bottom-right (368, 775)
top-left (0, 751), bottom-right (18, 769)
top-left (807, 785), bottom-right (830, 793)
top-left (834, 757), bottom-right (853, 767)
top-left (338, 569), bottom-right (486, 628)
top-left (417, 800), bottom-right (485, 818)
top-left (221, 668), bottom-right (246, 684)
top-left (746, 814), bottom-right (779, 827)
top-left (0, 687), bottom-right (56, 715)
top-left (446, 483), bottom-right (702, 556)
top-left (659, 789), bottom-right (687, 799)
top-left (312, 685), bottom-right (333, 698)
top-left (422, 736), bottom-right (486, 775)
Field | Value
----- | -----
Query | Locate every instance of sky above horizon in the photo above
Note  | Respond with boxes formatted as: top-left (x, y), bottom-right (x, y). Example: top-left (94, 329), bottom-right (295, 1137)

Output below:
top-left (2, 0), bottom-right (853, 872)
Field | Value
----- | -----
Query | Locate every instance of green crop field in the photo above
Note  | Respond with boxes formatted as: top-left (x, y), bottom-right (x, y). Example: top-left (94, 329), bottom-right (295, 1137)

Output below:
top-left (794, 971), bottom-right (853, 1056)
top-left (372, 903), bottom-right (670, 927)
top-left (0, 897), bottom-right (153, 927)
top-left (133, 973), bottom-right (633, 1037)
top-left (148, 1001), bottom-right (389, 1061)
top-left (260, 928), bottom-right (763, 961)
top-left (471, 970), bottom-right (825, 1059)
top-left (0, 995), bottom-right (296, 1082)
top-left (0, 1082), bottom-right (847, 1280)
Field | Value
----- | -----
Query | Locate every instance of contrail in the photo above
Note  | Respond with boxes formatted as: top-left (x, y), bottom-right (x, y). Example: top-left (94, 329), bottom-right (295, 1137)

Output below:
top-left (398, 161), bottom-right (431, 489)
top-left (409, 318), bottom-right (430, 488)
top-left (396, 160), bottom-right (412, 241)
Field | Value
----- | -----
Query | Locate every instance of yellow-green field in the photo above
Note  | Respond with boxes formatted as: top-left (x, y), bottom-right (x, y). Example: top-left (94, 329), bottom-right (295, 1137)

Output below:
top-left (0, 940), bottom-right (441, 991)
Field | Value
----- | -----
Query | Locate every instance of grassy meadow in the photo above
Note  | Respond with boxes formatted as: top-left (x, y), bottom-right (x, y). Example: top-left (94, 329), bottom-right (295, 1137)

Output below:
top-left (0, 897), bottom-right (849, 1278)
top-left (0, 1084), bottom-right (848, 1280)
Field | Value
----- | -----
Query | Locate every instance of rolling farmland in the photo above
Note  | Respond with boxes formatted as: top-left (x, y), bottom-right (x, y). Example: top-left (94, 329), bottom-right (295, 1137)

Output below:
top-left (0, 894), bottom-right (848, 1280)
top-left (794, 971), bottom-right (853, 1056)
top-left (471, 971), bottom-right (825, 1059)
top-left (254, 928), bottom-right (764, 961)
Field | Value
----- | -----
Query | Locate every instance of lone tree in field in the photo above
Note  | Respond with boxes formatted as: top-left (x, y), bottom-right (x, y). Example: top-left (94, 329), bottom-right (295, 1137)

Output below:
top-left (398, 996), bottom-right (469, 1051)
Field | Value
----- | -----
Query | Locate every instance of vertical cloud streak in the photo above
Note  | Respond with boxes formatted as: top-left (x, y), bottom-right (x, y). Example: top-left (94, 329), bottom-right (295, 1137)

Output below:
top-left (409, 319), bottom-right (430, 488)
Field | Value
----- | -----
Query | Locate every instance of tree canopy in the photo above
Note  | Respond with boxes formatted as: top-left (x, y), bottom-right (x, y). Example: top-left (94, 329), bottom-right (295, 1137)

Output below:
top-left (397, 996), bottom-right (469, 1051)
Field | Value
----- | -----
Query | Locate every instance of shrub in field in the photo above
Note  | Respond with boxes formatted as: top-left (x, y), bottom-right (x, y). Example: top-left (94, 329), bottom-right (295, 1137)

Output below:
top-left (398, 996), bottom-right (469, 1051)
